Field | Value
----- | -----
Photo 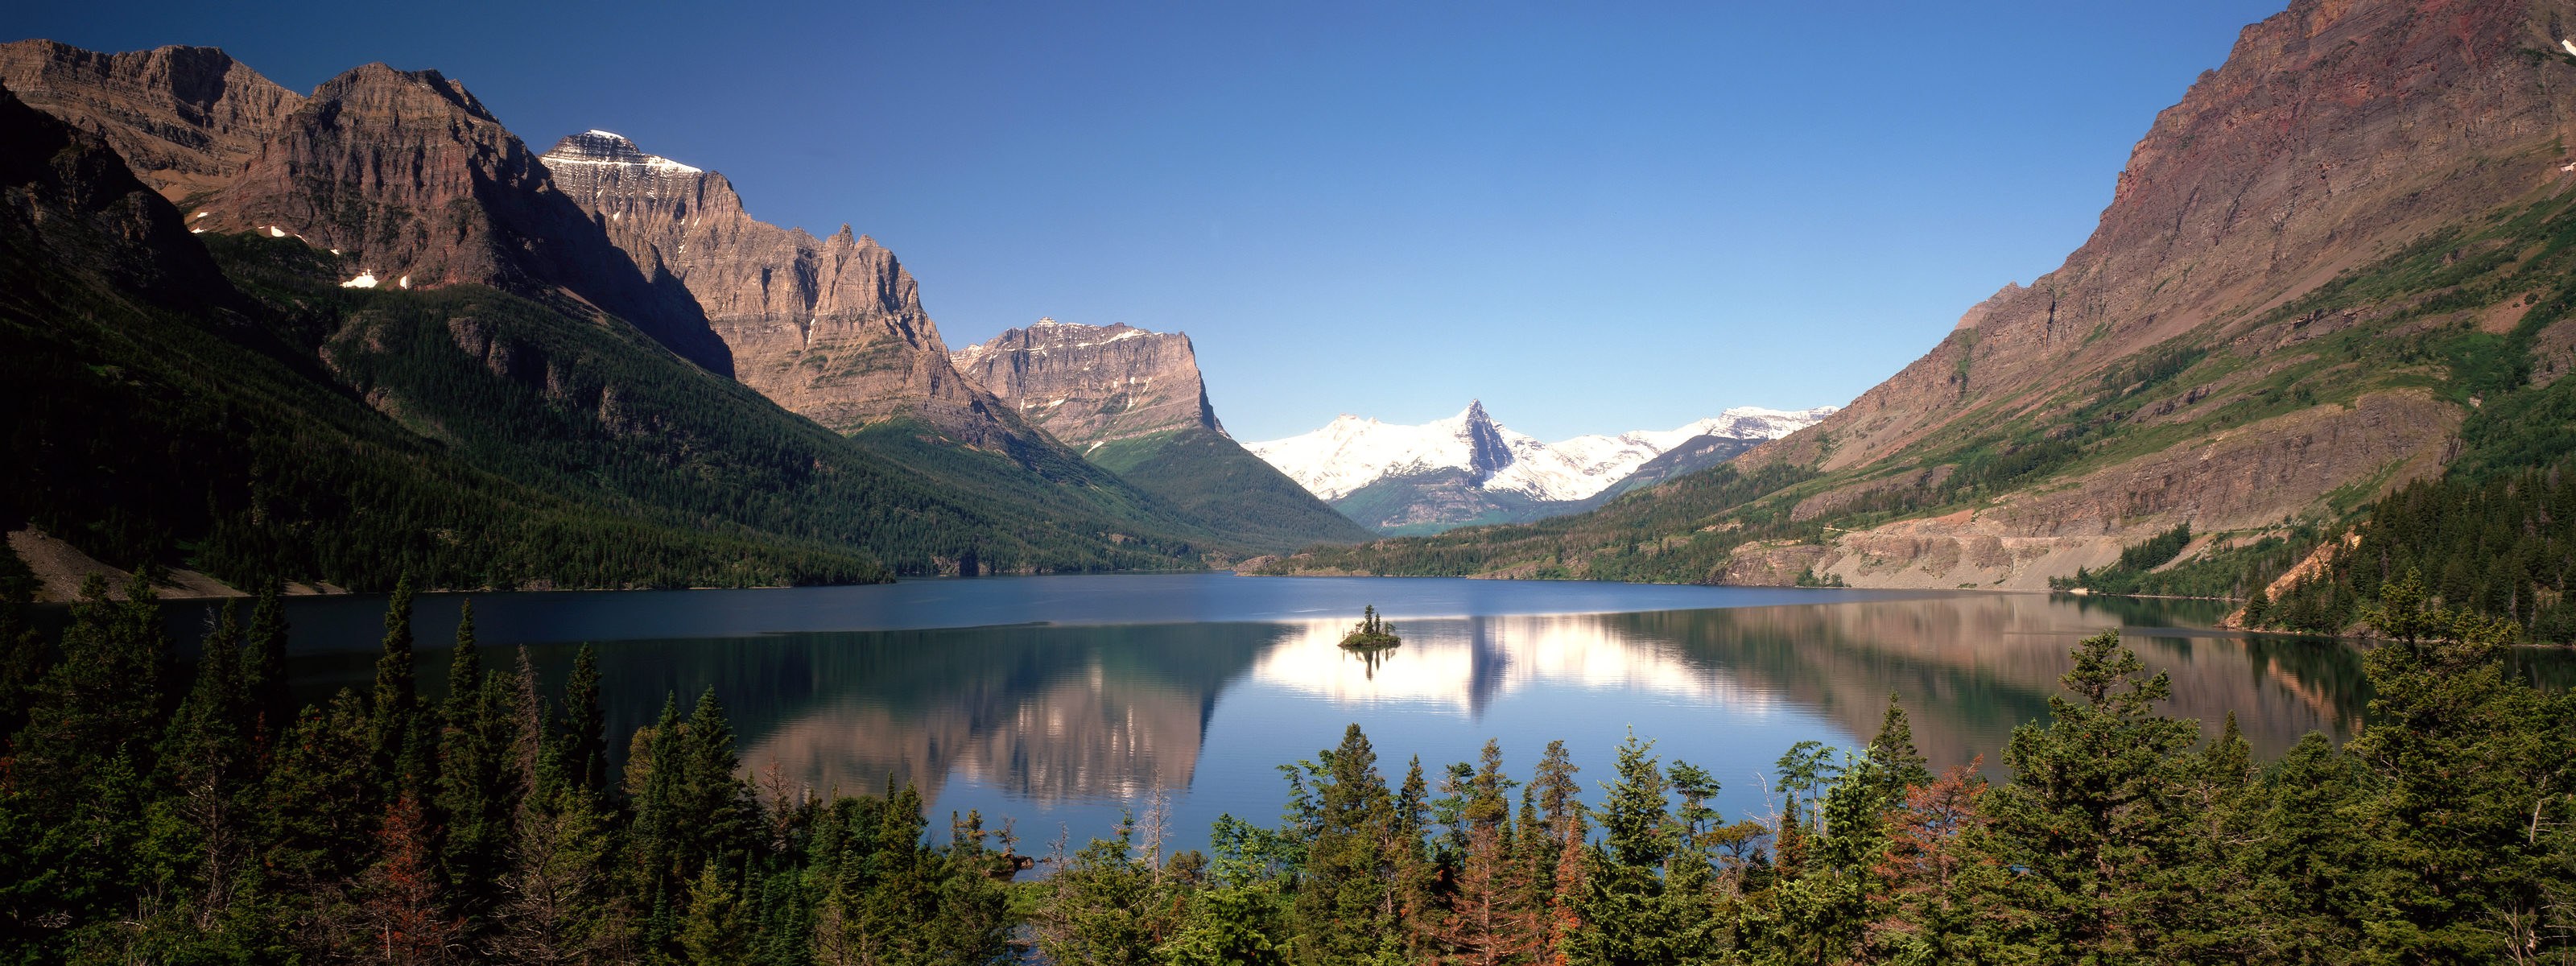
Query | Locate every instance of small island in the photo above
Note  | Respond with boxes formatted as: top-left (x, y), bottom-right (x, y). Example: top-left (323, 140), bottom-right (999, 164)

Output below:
top-left (1340, 604), bottom-right (1402, 650)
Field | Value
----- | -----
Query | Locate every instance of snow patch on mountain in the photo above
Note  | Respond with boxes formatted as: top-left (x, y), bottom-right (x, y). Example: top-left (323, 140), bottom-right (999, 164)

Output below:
top-left (1248, 402), bottom-right (1835, 503)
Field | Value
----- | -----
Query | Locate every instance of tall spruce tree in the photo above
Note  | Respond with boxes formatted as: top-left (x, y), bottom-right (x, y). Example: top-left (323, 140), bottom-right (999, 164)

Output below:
top-left (560, 643), bottom-right (609, 799)
top-left (369, 574), bottom-right (420, 799)
top-left (1964, 630), bottom-right (2200, 961)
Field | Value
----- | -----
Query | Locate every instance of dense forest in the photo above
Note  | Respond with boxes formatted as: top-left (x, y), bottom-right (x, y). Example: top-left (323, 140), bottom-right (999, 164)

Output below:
top-left (3, 565), bottom-right (2569, 964)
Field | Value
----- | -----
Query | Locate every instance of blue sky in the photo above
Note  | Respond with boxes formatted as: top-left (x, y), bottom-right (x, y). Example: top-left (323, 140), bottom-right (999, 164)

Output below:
top-left (14, 1), bottom-right (2286, 441)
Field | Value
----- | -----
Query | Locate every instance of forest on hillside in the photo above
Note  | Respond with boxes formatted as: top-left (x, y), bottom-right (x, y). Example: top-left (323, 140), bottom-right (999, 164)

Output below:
top-left (2, 566), bottom-right (2570, 964)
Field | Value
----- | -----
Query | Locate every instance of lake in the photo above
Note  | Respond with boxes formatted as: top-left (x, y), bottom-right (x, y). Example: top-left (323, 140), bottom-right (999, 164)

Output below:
top-left (155, 575), bottom-right (2508, 855)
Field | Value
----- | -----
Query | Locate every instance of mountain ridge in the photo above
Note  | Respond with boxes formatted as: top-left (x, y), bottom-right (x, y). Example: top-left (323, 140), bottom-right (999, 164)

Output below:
top-left (950, 317), bottom-right (1375, 550)
top-left (1253, 0), bottom-right (2576, 593)
top-left (1249, 402), bottom-right (1831, 534)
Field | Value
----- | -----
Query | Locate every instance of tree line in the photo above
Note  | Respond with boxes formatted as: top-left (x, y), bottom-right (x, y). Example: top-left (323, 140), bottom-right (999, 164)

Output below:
top-left (5, 571), bottom-right (2573, 964)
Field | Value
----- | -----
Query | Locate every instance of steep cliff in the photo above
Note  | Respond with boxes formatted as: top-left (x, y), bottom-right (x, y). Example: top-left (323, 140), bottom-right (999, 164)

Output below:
top-left (953, 318), bottom-right (1373, 549)
top-left (0, 39), bottom-right (301, 202)
top-left (539, 130), bottom-right (1022, 447)
top-left (2, 47), bottom-right (733, 374)
top-left (950, 318), bottom-right (1222, 446)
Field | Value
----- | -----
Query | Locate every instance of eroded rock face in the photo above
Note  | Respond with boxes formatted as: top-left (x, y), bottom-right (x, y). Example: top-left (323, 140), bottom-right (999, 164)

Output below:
top-left (199, 67), bottom-right (733, 374)
top-left (1757, 0), bottom-right (2576, 480)
top-left (1713, 0), bottom-right (2576, 587)
top-left (0, 39), bottom-right (302, 202)
top-left (539, 130), bottom-right (1021, 445)
top-left (949, 319), bottom-right (1221, 449)
top-left (2, 45), bottom-right (735, 375)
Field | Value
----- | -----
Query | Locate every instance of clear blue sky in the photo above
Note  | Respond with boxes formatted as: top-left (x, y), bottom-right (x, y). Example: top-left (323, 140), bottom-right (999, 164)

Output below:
top-left (14, 1), bottom-right (2286, 441)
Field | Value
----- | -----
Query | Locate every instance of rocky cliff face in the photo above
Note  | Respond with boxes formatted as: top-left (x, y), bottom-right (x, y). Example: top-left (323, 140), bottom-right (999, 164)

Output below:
top-left (949, 318), bottom-right (1221, 448)
top-left (539, 130), bottom-right (1021, 445)
top-left (2, 46), bottom-right (733, 375)
top-left (1713, 0), bottom-right (2576, 588)
top-left (0, 82), bottom-right (238, 315)
top-left (202, 68), bottom-right (732, 373)
top-left (0, 40), bottom-right (301, 203)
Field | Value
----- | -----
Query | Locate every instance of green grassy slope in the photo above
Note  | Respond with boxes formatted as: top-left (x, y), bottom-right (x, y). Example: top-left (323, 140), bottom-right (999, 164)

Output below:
top-left (1079, 426), bottom-right (1374, 552)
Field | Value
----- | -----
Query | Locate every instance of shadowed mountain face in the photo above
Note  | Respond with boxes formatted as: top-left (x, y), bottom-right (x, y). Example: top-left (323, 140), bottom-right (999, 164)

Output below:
top-left (539, 130), bottom-right (1026, 448)
top-left (1, 45), bottom-right (734, 375)
top-left (0, 39), bottom-right (301, 202)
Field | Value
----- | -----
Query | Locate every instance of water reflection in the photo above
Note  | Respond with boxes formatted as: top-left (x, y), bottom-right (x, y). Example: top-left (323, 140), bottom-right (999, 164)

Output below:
top-left (256, 582), bottom-right (2576, 847)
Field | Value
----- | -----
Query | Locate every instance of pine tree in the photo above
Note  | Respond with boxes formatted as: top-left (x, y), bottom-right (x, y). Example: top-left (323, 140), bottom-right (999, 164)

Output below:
top-left (1293, 724), bottom-right (1398, 965)
top-left (1868, 692), bottom-right (1934, 794)
top-left (1963, 630), bottom-right (2201, 961)
top-left (1, 574), bottom-right (169, 939)
top-left (243, 580), bottom-right (291, 754)
top-left (143, 600), bottom-right (258, 923)
top-left (436, 601), bottom-right (519, 924)
top-left (1432, 740), bottom-right (1535, 966)
top-left (559, 643), bottom-right (608, 799)
top-left (678, 862), bottom-right (749, 966)
top-left (370, 574), bottom-right (420, 798)
top-left (349, 791), bottom-right (463, 964)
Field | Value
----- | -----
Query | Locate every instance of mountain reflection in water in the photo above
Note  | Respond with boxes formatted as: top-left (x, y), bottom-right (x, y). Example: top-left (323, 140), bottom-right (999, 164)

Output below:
top-left (250, 582), bottom-right (2574, 849)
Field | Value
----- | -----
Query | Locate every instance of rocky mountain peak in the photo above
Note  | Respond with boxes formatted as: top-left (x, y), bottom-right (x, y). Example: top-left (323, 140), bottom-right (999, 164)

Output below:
top-left (540, 129), bottom-right (1030, 448)
top-left (951, 318), bottom-right (1222, 449)
top-left (543, 129), bottom-right (705, 175)
top-left (0, 39), bottom-right (302, 200)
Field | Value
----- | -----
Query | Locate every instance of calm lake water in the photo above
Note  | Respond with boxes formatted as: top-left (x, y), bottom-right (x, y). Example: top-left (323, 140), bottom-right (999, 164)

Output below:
top-left (152, 574), bottom-right (2560, 854)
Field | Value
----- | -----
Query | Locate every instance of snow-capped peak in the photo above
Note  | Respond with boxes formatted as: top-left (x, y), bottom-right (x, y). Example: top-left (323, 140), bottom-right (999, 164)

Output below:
top-left (1247, 402), bottom-right (1836, 503)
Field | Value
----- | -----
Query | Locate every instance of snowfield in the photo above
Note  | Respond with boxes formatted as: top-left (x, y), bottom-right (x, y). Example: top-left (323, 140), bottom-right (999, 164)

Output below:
top-left (1247, 402), bottom-right (1836, 503)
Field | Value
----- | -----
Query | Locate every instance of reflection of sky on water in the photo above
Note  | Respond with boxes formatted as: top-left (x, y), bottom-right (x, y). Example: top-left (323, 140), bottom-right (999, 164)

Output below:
top-left (236, 576), bottom-right (2566, 854)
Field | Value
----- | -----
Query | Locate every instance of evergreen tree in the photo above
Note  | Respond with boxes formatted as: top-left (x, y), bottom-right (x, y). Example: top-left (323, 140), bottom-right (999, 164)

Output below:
top-left (1868, 692), bottom-right (1934, 794)
top-left (1431, 740), bottom-right (1535, 966)
top-left (560, 642), bottom-right (609, 799)
top-left (678, 862), bottom-right (749, 966)
top-left (1292, 724), bottom-right (1399, 965)
top-left (370, 574), bottom-right (421, 798)
top-left (1564, 733), bottom-right (1696, 966)
top-left (436, 601), bottom-right (519, 925)
top-left (1963, 630), bottom-right (2201, 961)
top-left (243, 580), bottom-right (291, 753)
top-left (0, 574), bottom-right (169, 944)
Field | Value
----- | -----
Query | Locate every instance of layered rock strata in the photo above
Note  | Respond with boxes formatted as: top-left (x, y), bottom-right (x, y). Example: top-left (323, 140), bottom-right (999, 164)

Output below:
top-left (539, 130), bottom-right (1019, 444)
top-left (950, 318), bottom-right (1222, 449)
top-left (1, 46), bottom-right (733, 374)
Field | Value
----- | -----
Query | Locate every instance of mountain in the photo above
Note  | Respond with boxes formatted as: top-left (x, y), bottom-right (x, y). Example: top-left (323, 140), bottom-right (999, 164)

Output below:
top-left (0, 43), bottom-right (737, 374)
top-left (538, 130), bottom-right (1022, 447)
top-left (532, 128), bottom-right (1344, 557)
top-left (0, 79), bottom-right (890, 592)
top-left (1249, 402), bottom-right (1831, 534)
top-left (0, 42), bottom-right (1296, 590)
top-left (951, 318), bottom-right (1374, 550)
top-left (0, 39), bottom-right (300, 202)
top-left (951, 318), bottom-right (1222, 447)
top-left (1254, 0), bottom-right (2576, 605)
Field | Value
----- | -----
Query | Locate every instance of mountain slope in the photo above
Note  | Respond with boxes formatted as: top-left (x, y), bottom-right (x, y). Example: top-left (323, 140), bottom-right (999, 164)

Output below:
top-left (0, 39), bottom-right (301, 202)
top-left (1257, 0), bottom-right (2576, 592)
top-left (538, 130), bottom-right (1018, 445)
top-left (1249, 402), bottom-right (1829, 534)
top-left (950, 317), bottom-right (1373, 551)
top-left (0, 80), bottom-right (886, 592)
